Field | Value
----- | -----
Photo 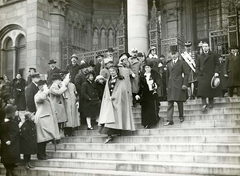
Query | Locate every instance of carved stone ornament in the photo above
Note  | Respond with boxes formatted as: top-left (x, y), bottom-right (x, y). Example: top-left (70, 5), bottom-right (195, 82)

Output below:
top-left (48, 0), bottom-right (69, 16)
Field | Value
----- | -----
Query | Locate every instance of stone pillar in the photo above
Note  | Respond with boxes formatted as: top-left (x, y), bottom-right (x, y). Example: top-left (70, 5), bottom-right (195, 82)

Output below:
top-left (48, 0), bottom-right (69, 68)
top-left (86, 18), bottom-right (92, 50)
top-left (127, 0), bottom-right (148, 53)
top-left (161, 0), bottom-right (183, 55)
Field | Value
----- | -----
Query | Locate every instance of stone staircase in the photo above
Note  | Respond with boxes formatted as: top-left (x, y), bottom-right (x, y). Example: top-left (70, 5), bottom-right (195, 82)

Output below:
top-left (1, 97), bottom-right (240, 176)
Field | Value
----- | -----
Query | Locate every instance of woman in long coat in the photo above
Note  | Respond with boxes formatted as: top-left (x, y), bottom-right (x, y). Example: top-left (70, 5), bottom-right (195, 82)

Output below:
top-left (0, 105), bottom-right (20, 176)
top-left (19, 111), bottom-right (37, 169)
top-left (61, 72), bottom-right (80, 136)
top-left (34, 80), bottom-right (60, 160)
top-left (12, 73), bottom-right (26, 110)
top-left (81, 72), bottom-right (101, 130)
top-left (98, 66), bottom-right (135, 143)
top-left (49, 73), bottom-right (69, 130)
top-left (136, 62), bottom-right (161, 129)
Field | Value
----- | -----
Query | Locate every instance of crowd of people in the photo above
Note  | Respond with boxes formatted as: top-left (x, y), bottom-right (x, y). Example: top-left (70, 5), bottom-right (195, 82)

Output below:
top-left (0, 42), bottom-right (240, 175)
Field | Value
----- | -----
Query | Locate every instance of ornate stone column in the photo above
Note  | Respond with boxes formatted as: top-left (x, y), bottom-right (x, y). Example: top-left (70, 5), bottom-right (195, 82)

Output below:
top-left (127, 0), bottom-right (148, 53)
top-left (161, 0), bottom-right (183, 55)
top-left (48, 0), bottom-right (69, 68)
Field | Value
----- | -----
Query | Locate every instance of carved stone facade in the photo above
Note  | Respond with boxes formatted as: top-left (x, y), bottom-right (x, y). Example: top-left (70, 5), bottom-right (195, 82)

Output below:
top-left (0, 0), bottom-right (240, 79)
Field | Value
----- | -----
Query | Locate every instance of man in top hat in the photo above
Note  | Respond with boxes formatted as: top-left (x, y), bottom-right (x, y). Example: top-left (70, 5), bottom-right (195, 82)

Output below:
top-left (164, 45), bottom-right (189, 126)
top-left (224, 45), bottom-right (240, 97)
top-left (65, 54), bottom-right (80, 83)
top-left (25, 73), bottom-right (41, 113)
top-left (181, 41), bottom-right (197, 100)
top-left (196, 41), bottom-right (222, 112)
top-left (27, 67), bottom-right (37, 86)
top-left (94, 54), bottom-right (104, 75)
top-left (47, 59), bottom-right (61, 85)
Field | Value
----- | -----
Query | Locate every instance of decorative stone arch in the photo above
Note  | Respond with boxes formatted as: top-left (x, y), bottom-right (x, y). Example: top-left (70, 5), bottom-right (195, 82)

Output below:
top-left (0, 24), bottom-right (26, 78)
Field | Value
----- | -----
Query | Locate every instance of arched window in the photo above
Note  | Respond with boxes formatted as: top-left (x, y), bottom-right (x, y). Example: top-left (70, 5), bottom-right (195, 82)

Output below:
top-left (100, 28), bottom-right (106, 49)
top-left (16, 35), bottom-right (26, 77)
top-left (108, 29), bottom-right (114, 47)
top-left (93, 28), bottom-right (99, 50)
top-left (4, 37), bottom-right (13, 79)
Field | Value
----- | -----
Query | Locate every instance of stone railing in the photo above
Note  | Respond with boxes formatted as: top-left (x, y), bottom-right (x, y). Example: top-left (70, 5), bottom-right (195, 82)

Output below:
top-left (74, 47), bottom-right (119, 64)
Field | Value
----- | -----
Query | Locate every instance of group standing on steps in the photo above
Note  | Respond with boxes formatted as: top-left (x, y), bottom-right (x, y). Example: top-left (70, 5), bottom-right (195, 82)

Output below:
top-left (1, 41), bottom-right (240, 175)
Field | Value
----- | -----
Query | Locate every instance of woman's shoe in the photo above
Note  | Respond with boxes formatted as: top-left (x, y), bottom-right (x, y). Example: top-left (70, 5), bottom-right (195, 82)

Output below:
top-left (104, 136), bottom-right (113, 144)
top-left (28, 162), bottom-right (35, 168)
top-left (87, 127), bottom-right (93, 130)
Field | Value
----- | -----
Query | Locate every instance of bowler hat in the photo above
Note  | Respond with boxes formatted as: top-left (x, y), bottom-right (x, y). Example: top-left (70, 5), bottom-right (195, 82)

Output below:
top-left (29, 67), bottom-right (36, 72)
top-left (5, 105), bottom-right (17, 118)
top-left (79, 63), bottom-right (89, 69)
top-left (31, 72), bottom-right (40, 78)
top-left (107, 47), bottom-right (114, 52)
top-left (211, 76), bottom-right (220, 89)
top-left (48, 60), bottom-right (57, 64)
top-left (37, 80), bottom-right (47, 87)
top-left (96, 54), bottom-right (104, 58)
top-left (2, 93), bottom-right (12, 102)
top-left (51, 73), bottom-right (62, 81)
top-left (170, 45), bottom-right (178, 53)
top-left (119, 52), bottom-right (131, 59)
top-left (184, 41), bottom-right (192, 47)
top-left (70, 54), bottom-right (78, 60)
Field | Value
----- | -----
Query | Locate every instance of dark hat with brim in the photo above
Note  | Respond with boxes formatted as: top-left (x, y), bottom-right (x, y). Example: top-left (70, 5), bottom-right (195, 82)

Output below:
top-left (96, 54), bottom-right (104, 58)
top-left (29, 67), bottom-right (36, 71)
top-left (170, 45), bottom-right (178, 53)
top-left (211, 76), bottom-right (220, 89)
top-left (48, 60), bottom-right (57, 64)
top-left (107, 47), bottom-right (114, 52)
top-left (184, 41), bottom-right (192, 47)
top-left (37, 80), bottom-right (47, 87)
top-left (79, 63), bottom-right (89, 69)
top-left (2, 93), bottom-right (12, 102)
top-left (5, 105), bottom-right (17, 118)
top-left (51, 73), bottom-right (62, 81)
top-left (119, 52), bottom-right (131, 59)
top-left (70, 54), bottom-right (78, 60)
top-left (144, 61), bottom-right (153, 68)
top-left (31, 72), bottom-right (41, 78)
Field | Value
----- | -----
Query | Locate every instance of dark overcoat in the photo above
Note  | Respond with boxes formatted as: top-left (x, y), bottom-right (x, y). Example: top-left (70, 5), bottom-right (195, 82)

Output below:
top-left (19, 120), bottom-right (37, 155)
top-left (166, 59), bottom-right (189, 101)
top-left (81, 80), bottom-right (101, 117)
top-left (0, 119), bottom-right (20, 164)
top-left (12, 78), bottom-right (26, 110)
top-left (196, 52), bottom-right (222, 97)
top-left (47, 67), bottom-right (61, 85)
top-left (224, 54), bottom-right (240, 87)
top-left (25, 82), bottom-right (39, 113)
top-left (65, 63), bottom-right (80, 83)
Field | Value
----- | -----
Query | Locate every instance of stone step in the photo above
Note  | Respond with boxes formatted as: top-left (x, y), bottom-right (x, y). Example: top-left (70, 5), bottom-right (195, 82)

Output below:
top-left (77, 119), bottom-right (240, 131)
top-left (132, 114), bottom-right (240, 123)
top-left (44, 150), bottom-right (240, 165)
top-left (47, 142), bottom-right (240, 153)
top-left (59, 134), bottom-right (240, 144)
top-left (73, 127), bottom-right (240, 136)
top-left (132, 101), bottom-right (240, 112)
top-left (23, 159), bottom-right (240, 175)
top-left (0, 165), bottom-right (209, 176)
top-left (134, 119), bottom-right (240, 129)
